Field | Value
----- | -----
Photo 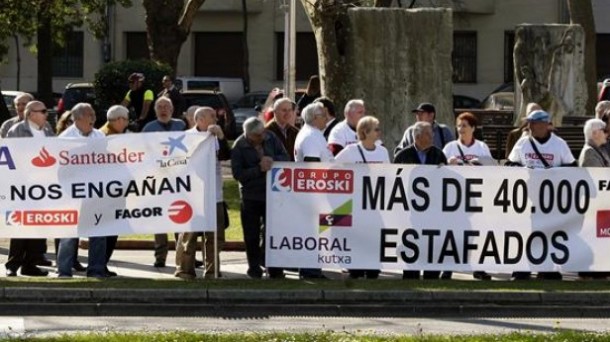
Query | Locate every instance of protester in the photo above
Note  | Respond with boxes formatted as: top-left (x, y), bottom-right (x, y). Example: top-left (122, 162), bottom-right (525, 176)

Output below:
top-left (175, 107), bottom-right (231, 279)
top-left (328, 99), bottom-right (366, 155)
top-left (395, 102), bottom-right (453, 155)
top-left (394, 121), bottom-right (447, 280)
top-left (184, 105), bottom-right (199, 129)
top-left (231, 117), bottom-right (289, 279)
top-left (1, 93), bottom-right (34, 138)
top-left (506, 109), bottom-right (576, 281)
top-left (505, 102), bottom-right (542, 159)
top-left (313, 97), bottom-right (338, 141)
top-left (265, 98), bottom-right (299, 161)
top-left (335, 116), bottom-right (389, 279)
top-left (57, 103), bottom-right (108, 278)
top-left (142, 97), bottom-right (186, 268)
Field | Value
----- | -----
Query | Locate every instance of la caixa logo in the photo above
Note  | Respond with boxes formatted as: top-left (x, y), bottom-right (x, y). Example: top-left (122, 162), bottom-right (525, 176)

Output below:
top-left (271, 168), bottom-right (353, 194)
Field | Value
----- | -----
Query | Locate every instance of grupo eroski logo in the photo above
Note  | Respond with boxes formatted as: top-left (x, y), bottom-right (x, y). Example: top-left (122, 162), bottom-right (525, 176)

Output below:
top-left (319, 199), bottom-right (353, 234)
top-left (597, 210), bottom-right (610, 238)
top-left (161, 134), bottom-right (188, 157)
top-left (6, 210), bottom-right (78, 226)
top-left (271, 168), bottom-right (292, 192)
top-left (31, 147), bottom-right (57, 167)
top-left (168, 200), bottom-right (193, 224)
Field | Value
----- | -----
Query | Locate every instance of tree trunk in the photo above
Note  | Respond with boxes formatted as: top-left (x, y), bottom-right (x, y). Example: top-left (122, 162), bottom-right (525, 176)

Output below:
top-left (568, 0), bottom-right (596, 115)
top-left (37, 6), bottom-right (54, 108)
top-left (241, 0), bottom-right (250, 93)
top-left (143, 0), bottom-right (206, 76)
top-left (14, 35), bottom-right (20, 91)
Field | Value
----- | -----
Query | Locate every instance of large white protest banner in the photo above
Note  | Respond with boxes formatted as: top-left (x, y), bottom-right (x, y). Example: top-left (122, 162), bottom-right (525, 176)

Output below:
top-left (0, 132), bottom-right (215, 238)
top-left (266, 162), bottom-right (610, 272)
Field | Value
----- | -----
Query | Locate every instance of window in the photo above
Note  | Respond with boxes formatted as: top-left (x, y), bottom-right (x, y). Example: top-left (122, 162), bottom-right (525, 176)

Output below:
top-left (194, 32), bottom-right (244, 78)
top-left (275, 32), bottom-right (319, 81)
top-left (125, 32), bottom-right (150, 61)
top-left (597, 34), bottom-right (610, 79)
top-left (52, 31), bottom-right (83, 78)
top-left (504, 31), bottom-right (515, 83)
top-left (452, 31), bottom-right (477, 83)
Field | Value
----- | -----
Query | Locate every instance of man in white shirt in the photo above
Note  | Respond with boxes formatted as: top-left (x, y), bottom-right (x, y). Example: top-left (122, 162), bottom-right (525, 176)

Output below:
top-left (327, 99), bottom-right (366, 156)
top-left (294, 102), bottom-right (334, 162)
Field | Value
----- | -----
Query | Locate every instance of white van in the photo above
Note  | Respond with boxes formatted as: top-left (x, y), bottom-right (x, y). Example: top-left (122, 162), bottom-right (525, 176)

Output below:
top-left (175, 77), bottom-right (244, 104)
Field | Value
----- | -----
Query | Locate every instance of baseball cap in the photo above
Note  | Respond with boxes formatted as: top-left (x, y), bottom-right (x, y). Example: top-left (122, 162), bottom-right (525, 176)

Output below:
top-left (526, 110), bottom-right (550, 123)
top-left (412, 103), bottom-right (436, 113)
top-left (128, 72), bottom-right (145, 82)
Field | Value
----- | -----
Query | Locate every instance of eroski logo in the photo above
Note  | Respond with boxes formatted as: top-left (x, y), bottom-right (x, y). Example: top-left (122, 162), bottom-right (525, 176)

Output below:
top-left (31, 147), bottom-right (57, 167)
top-left (271, 168), bottom-right (292, 192)
top-left (5, 210), bottom-right (78, 226)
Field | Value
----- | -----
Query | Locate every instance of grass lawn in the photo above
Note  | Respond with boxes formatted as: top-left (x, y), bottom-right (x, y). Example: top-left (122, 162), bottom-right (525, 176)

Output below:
top-left (9, 331), bottom-right (610, 341)
top-left (119, 179), bottom-right (243, 242)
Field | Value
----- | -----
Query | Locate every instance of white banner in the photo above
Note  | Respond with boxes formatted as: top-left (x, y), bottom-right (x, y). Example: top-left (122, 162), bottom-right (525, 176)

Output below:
top-left (266, 162), bottom-right (610, 272)
top-left (0, 132), bottom-right (216, 238)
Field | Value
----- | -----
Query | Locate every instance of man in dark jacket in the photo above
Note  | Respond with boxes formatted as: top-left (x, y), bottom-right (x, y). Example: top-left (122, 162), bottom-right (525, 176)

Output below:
top-left (394, 121), bottom-right (447, 280)
top-left (232, 117), bottom-right (289, 279)
top-left (158, 75), bottom-right (185, 119)
top-left (265, 98), bottom-right (299, 161)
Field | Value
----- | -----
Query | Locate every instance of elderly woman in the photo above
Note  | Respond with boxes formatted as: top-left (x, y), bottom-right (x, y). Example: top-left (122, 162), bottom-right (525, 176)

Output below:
top-left (443, 112), bottom-right (493, 281)
top-left (335, 116), bottom-right (389, 279)
top-left (578, 118), bottom-right (610, 280)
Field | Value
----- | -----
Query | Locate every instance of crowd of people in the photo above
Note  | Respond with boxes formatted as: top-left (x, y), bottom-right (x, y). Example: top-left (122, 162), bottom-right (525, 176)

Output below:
top-left (4, 71), bottom-right (610, 281)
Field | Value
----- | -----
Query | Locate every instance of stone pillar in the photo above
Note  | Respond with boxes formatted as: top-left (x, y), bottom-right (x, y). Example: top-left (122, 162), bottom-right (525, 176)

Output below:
top-left (513, 24), bottom-right (587, 127)
top-left (345, 8), bottom-right (453, 152)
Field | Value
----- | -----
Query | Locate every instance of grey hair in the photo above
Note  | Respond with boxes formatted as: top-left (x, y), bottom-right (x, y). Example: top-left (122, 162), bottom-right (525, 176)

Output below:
top-left (106, 105), bottom-right (129, 120)
top-left (273, 97), bottom-right (295, 112)
top-left (13, 93), bottom-right (34, 105)
top-left (301, 102), bottom-right (325, 125)
top-left (71, 103), bottom-right (95, 120)
top-left (583, 118), bottom-right (606, 142)
top-left (194, 106), bottom-right (215, 121)
top-left (243, 117), bottom-right (265, 136)
top-left (343, 99), bottom-right (364, 116)
top-left (412, 121), bottom-right (432, 139)
top-left (24, 100), bottom-right (45, 119)
top-left (595, 101), bottom-right (610, 119)
top-left (154, 96), bottom-right (173, 111)
top-left (185, 105), bottom-right (199, 121)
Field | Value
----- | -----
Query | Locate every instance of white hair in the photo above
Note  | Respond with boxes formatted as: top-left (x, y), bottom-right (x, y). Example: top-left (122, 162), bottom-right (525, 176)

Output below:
top-left (301, 102), bottom-right (325, 125)
top-left (412, 121), bottom-right (432, 139)
top-left (194, 107), bottom-right (215, 121)
top-left (106, 105), bottom-right (129, 120)
top-left (343, 99), bottom-right (364, 116)
top-left (71, 103), bottom-right (94, 120)
top-left (583, 118), bottom-right (606, 142)
top-left (243, 117), bottom-right (265, 136)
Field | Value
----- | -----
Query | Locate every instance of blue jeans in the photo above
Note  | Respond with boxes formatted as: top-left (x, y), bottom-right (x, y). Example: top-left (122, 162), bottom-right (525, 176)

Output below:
top-left (58, 237), bottom-right (107, 277)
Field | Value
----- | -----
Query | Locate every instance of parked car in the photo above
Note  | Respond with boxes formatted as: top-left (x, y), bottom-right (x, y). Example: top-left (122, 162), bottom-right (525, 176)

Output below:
top-left (599, 78), bottom-right (610, 101)
top-left (233, 91), bottom-right (268, 136)
top-left (175, 77), bottom-right (244, 104)
top-left (2, 90), bottom-right (27, 116)
top-left (453, 94), bottom-right (481, 109)
top-left (56, 82), bottom-right (109, 127)
top-left (181, 90), bottom-right (237, 139)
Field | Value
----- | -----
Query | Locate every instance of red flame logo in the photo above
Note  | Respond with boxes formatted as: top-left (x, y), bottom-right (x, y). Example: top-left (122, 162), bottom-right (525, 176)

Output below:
top-left (168, 200), bottom-right (193, 224)
top-left (31, 147), bottom-right (57, 167)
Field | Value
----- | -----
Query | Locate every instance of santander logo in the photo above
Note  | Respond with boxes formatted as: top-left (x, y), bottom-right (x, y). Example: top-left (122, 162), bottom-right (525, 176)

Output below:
top-left (31, 147), bottom-right (57, 167)
top-left (168, 200), bottom-right (193, 224)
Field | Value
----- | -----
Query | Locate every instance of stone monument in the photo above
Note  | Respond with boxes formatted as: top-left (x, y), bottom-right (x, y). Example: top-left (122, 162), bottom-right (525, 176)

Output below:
top-left (513, 24), bottom-right (587, 126)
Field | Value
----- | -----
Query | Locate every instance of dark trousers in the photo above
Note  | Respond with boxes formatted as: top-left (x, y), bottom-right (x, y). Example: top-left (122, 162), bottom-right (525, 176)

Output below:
top-left (240, 199), bottom-right (282, 277)
top-left (55, 238), bottom-right (78, 265)
top-left (106, 236), bottom-right (118, 263)
top-left (6, 238), bottom-right (46, 271)
top-left (349, 269), bottom-right (380, 279)
top-left (403, 271), bottom-right (441, 280)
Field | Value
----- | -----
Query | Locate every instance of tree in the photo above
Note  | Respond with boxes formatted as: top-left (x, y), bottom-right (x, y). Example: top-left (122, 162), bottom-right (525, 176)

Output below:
top-left (142, 0), bottom-right (207, 76)
top-left (567, 0), bottom-right (596, 115)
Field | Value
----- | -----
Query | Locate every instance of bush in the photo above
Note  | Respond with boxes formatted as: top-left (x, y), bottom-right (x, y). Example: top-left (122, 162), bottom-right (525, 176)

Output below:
top-left (94, 59), bottom-right (173, 111)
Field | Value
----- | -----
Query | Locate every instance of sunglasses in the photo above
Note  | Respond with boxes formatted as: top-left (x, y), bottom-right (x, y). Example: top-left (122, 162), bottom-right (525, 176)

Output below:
top-left (31, 109), bottom-right (48, 114)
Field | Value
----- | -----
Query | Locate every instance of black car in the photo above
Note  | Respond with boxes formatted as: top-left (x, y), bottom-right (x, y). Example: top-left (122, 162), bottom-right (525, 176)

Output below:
top-left (182, 90), bottom-right (237, 139)
top-left (57, 83), bottom-right (106, 128)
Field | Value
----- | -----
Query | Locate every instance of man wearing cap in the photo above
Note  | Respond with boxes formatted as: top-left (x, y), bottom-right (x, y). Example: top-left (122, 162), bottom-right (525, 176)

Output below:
top-left (314, 97), bottom-right (338, 141)
top-left (506, 109), bottom-right (575, 281)
top-left (395, 103), bottom-right (454, 155)
top-left (121, 73), bottom-right (155, 129)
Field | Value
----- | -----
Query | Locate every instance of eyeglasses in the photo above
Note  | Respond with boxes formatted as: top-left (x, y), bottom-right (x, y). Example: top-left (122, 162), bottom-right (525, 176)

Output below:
top-left (31, 109), bottom-right (48, 114)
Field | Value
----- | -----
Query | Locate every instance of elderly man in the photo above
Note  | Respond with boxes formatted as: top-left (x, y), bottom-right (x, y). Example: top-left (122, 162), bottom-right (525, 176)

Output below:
top-left (1, 93), bottom-right (34, 138)
top-left (265, 98), bottom-right (299, 161)
top-left (394, 121), bottom-right (447, 280)
top-left (57, 103), bottom-right (108, 278)
top-left (395, 103), bottom-right (454, 155)
top-left (327, 99), bottom-right (366, 155)
top-left (184, 105), bottom-right (199, 129)
top-left (313, 97), bottom-right (337, 141)
top-left (294, 102), bottom-right (334, 163)
top-left (121, 72), bottom-right (155, 129)
top-left (4, 101), bottom-right (56, 277)
top-left (232, 117), bottom-right (289, 279)
top-left (175, 107), bottom-right (231, 279)
top-left (100, 105), bottom-right (130, 135)
top-left (142, 97), bottom-right (186, 268)
top-left (596, 101), bottom-right (610, 155)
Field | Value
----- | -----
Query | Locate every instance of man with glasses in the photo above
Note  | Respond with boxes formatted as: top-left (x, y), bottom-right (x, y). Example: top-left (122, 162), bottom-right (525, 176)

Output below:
top-left (1, 93), bottom-right (34, 138)
top-left (121, 73), bottom-right (155, 130)
top-left (5, 101), bottom-right (56, 277)
top-left (158, 75), bottom-right (185, 119)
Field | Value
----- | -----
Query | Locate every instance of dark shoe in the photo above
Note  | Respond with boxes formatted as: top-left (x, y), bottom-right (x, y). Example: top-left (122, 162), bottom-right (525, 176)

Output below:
top-left (246, 268), bottom-right (263, 279)
top-left (440, 271), bottom-right (452, 280)
top-left (37, 259), bottom-right (53, 267)
top-left (300, 274), bottom-right (328, 280)
top-left (473, 271), bottom-right (492, 281)
top-left (153, 261), bottom-right (166, 268)
top-left (195, 260), bottom-right (204, 268)
top-left (6, 269), bottom-right (17, 277)
top-left (512, 272), bottom-right (531, 281)
top-left (105, 268), bottom-right (117, 277)
top-left (21, 267), bottom-right (48, 277)
top-left (73, 262), bottom-right (86, 272)
top-left (268, 273), bottom-right (286, 279)
top-left (537, 272), bottom-right (562, 281)
top-left (402, 271), bottom-right (420, 280)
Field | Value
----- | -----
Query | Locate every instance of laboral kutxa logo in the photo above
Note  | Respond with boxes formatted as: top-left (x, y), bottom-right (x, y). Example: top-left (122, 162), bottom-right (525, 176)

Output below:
top-left (319, 199), bottom-right (352, 233)
top-left (6, 210), bottom-right (78, 226)
top-left (158, 135), bottom-right (189, 168)
top-left (271, 167), bottom-right (353, 194)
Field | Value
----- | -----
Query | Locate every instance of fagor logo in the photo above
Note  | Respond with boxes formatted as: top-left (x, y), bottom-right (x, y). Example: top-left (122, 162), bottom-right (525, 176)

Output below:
top-left (293, 169), bottom-right (353, 194)
top-left (319, 200), bottom-right (353, 233)
top-left (168, 200), bottom-right (193, 224)
top-left (5, 210), bottom-right (78, 226)
top-left (31, 147), bottom-right (57, 167)
top-left (271, 168), bottom-right (292, 192)
top-left (597, 210), bottom-right (610, 237)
